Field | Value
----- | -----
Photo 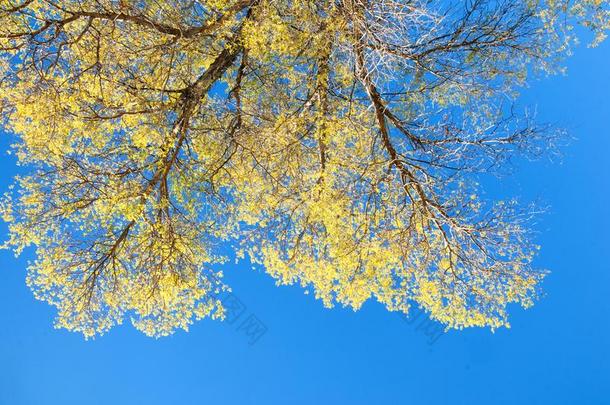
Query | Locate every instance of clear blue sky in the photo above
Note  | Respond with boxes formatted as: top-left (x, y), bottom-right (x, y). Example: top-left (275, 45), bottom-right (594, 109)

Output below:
top-left (0, 39), bottom-right (609, 404)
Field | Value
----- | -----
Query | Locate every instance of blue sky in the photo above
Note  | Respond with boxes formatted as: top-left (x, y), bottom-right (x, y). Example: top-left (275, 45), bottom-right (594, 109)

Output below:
top-left (0, 38), bottom-right (609, 404)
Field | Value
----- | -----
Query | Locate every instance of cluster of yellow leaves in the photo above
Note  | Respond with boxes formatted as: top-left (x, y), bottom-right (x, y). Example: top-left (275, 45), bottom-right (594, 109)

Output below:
top-left (0, 0), bottom-right (604, 338)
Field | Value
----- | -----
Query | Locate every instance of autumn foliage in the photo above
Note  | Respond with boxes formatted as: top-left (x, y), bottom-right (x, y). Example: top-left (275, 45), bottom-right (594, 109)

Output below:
top-left (0, 0), bottom-right (607, 337)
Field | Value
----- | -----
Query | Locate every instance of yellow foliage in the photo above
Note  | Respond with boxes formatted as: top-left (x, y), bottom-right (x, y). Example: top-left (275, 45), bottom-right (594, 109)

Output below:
top-left (0, 0), bottom-right (603, 337)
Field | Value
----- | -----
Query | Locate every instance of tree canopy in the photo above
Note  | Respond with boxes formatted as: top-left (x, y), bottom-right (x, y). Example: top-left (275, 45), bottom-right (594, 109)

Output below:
top-left (0, 0), bottom-right (607, 338)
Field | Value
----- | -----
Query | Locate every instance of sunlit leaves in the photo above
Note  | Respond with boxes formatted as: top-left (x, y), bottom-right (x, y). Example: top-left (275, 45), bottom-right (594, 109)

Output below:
top-left (0, 0), bottom-right (606, 338)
